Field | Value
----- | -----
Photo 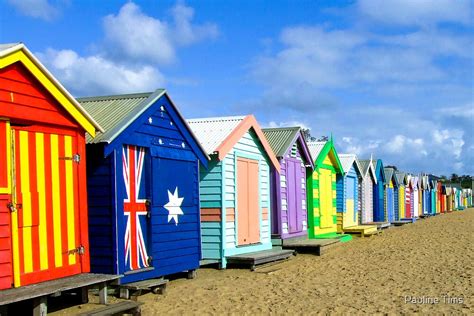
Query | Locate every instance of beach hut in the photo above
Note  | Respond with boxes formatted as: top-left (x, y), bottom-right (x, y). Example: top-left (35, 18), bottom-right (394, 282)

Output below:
top-left (394, 172), bottom-right (406, 221)
top-left (429, 177), bottom-right (437, 214)
top-left (404, 174), bottom-right (413, 218)
top-left (0, 43), bottom-right (102, 290)
top-left (412, 176), bottom-right (420, 218)
top-left (445, 187), bottom-right (453, 212)
top-left (371, 159), bottom-right (387, 223)
top-left (357, 158), bottom-right (377, 224)
top-left (262, 127), bottom-right (314, 241)
top-left (437, 181), bottom-right (443, 213)
top-left (306, 139), bottom-right (351, 241)
top-left (421, 175), bottom-right (431, 216)
top-left (439, 183), bottom-right (446, 213)
top-left (187, 115), bottom-right (290, 269)
top-left (79, 90), bottom-right (209, 283)
top-left (336, 154), bottom-right (377, 235)
top-left (383, 167), bottom-right (397, 223)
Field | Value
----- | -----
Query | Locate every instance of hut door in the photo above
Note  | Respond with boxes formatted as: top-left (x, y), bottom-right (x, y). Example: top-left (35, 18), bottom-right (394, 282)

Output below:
top-left (319, 168), bottom-right (333, 228)
top-left (237, 158), bottom-right (260, 246)
top-left (10, 127), bottom-right (83, 287)
top-left (122, 145), bottom-right (151, 272)
top-left (287, 160), bottom-right (303, 233)
top-left (345, 177), bottom-right (357, 227)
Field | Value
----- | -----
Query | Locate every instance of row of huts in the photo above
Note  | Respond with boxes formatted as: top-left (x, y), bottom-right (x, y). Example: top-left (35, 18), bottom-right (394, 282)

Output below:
top-left (0, 43), bottom-right (472, 310)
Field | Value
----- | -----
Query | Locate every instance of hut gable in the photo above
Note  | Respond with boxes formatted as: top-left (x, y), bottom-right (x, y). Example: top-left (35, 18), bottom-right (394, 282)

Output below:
top-left (0, 43), bottom-right (101, 136)
top-left (262, 126), bottom-right (313, 168)
top-left (307, 140), bottom-right (343, 173)
top-left (79, 90), bottom-right (208, 164)
top-left (188, 115), bottom-right (279, 172)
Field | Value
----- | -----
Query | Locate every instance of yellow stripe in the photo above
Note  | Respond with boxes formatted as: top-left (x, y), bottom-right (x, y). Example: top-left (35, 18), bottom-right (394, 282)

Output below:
top-left (36, 133), bottom-right (48, 270)
top-left (10, 131), bottom-right (20, 287)
top-left (50, 134), bottom-right (62, 267)
top-left (0, 121), bottom-right (11, 194)
top-left (19, 131), bottom-right (33, 273)
top-left (64, 136), bottom-right (76, 265)
top-left (0, 50), bottom-right (96, 137)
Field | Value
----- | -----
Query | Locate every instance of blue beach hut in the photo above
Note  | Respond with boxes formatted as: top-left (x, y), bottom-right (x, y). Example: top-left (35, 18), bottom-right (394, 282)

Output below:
top-left (371, 159), bottom-right (386, 223)
top-left (79, 90), bottom-right (209, 284)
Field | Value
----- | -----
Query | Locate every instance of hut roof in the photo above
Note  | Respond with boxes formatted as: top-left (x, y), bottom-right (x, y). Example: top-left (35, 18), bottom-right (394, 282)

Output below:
top-left (187, 115), bottom-right (280, 172)
top-left (262, 127), bottom-right (314, 168)
top-left (1, 42), bottom-right (103, 136)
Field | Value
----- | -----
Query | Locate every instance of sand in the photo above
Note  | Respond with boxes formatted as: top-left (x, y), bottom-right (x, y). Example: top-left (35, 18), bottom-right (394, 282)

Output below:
top-left (52, 209), bottom-right (473, 315)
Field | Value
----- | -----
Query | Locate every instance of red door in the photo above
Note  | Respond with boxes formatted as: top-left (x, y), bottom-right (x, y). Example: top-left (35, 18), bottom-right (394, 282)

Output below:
top-left (10, 126), bottom-right (84, 287)
top-left (237, 158), bottom-right (260, 246)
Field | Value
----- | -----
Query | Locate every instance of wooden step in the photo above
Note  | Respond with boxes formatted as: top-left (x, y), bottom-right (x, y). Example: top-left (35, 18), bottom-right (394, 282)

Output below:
top-left (79, 301), bottom-right (143, 316)
top-left (282, 237), bottom-right (340, 256)
top-left (226, 249), bottom-right (294, 271)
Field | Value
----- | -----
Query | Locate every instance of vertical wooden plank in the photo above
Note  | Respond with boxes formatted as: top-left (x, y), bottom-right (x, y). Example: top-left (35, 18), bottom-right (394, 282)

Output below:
top-left (248, 160), bottom-right (259, 244)
top-left (35, 133), bottom-right (48, 270)
top-left (237, 159), bottom-right (248, 245)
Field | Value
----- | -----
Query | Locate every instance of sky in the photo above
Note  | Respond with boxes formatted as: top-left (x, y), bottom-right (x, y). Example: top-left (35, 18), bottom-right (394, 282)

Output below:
top-left (1, 0), bottom-right (473, 176)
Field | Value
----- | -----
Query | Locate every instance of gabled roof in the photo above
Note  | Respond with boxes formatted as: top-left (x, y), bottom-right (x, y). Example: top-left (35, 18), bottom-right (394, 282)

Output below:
top-left (384, 167), bottom-right (398, 186)
top-left (395, 172), bottom-right (406, 185)
top-left (262, 127), bottom-right (314, 168)
top-left (187, 115), bottom-right (280, 172)
top-left (0, 43), bottom-right (102, 136)
top-left (371, 158), bottom-right (386, 183)
top-left (358, 158), bottom-right (377, 184)
top-left (79, 90), bottom-right (209, 164)
top-left (307, 139), bottom-right (343, 173)
top-left (338, 154), bottom-right (362, 176)
top-left (79, 92), bottom-right (154, 144)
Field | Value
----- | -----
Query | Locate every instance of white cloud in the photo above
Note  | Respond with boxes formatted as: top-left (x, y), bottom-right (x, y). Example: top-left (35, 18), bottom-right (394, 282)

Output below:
top-left (36, 1), bottom-right (218, 96)
top-left (7, 0), bottom-right (59, 21)
top-left (357, 0), bottom-right (472, 26)
top-left (103, 2), bottom-right (218, 65)
top-left (38, 49), bottom-right (164, 96)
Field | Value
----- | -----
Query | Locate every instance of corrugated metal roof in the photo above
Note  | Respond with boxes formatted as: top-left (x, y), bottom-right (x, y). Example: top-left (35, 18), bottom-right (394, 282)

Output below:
top-left (384, 167), bottom-right (394, 182)
top-left (187, 116), bottom-right (245, 154)
top-left (338, 154), bottom-right (356, 174)
top-left (307, 141), bottom-right (326, 162)
top-left (79, 90), bottom-right (164, 144)
top-left (358, 159), bottom-right (371, 175)
top-left (262, 127), bottom-right (300, 157)
top-left (395, 172), bottom-right (406, 184)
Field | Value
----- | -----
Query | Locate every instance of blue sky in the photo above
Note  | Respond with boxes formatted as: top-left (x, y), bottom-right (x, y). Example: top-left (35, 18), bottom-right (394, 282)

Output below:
top-left (1, 0), bottom-right (473, 176)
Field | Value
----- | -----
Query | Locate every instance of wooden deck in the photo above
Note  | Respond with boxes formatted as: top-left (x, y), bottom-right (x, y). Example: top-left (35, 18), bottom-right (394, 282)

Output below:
top-left (364, 222), bottom-right (392, 230)
top-left (118, 278), bottom-right (169, 299)
top-left (391, 219), bottom-right (413, 226)
top-left (226, 249), bottom-right (294, 271)
top-left (343, 225), bottom-right (379, 237)
top-left (281, 237), bottom-right (340, 256)
top-left (0, 273), bottom-right (120, 316)
top-left (0, 273), bottom-right (120, 306)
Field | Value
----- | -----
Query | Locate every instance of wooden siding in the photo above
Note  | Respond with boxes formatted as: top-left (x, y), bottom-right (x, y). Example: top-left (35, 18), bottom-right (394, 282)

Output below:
top-left (87, 145), bottom-right (115, 274)
top-left (0, 63), bottom-right (79, 129)
top-left (360, 176), bottom-right (374, 224)
top-left (337, 164), bottom-right (359, 231)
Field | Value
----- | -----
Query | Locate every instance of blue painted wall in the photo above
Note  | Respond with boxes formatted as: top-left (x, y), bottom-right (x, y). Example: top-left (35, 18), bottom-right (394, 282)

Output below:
top-left (87, 94), bottom-right (206, 283)
top-left (373, 160), bottom-right (386, 222)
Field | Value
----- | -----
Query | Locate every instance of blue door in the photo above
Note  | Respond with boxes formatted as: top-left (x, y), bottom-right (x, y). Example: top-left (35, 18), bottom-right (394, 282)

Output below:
top-left (121, 145), bottom-right (152, 273)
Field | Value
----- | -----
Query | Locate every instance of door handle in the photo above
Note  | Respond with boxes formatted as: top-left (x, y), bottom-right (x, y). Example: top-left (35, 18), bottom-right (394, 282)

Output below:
top-left (7, 202), bottom-right (17, 212)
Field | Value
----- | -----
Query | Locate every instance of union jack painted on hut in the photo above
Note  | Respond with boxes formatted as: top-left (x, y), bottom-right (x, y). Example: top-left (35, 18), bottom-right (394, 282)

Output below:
top-left (0, 43), bottom-right (102, 289)
top-left (80, 90), bottom-right (208, 283)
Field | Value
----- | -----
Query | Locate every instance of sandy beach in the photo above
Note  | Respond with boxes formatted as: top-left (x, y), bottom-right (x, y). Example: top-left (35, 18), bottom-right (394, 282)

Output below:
top-left (52, 209), bottom-right (473, 315)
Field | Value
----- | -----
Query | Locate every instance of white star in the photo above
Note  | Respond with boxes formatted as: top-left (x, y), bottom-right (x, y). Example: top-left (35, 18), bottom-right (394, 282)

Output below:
top-left (164, 187), bottom-right (184, 225)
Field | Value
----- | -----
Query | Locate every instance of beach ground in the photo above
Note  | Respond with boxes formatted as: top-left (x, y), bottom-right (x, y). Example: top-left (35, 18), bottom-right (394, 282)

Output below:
top-left (51, 209), bottom-right (473, 315)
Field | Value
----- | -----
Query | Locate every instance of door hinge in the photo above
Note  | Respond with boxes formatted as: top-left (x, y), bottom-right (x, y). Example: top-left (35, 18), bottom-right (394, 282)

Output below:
top-left (59, 154), bottom-right (81, 163)
top-left (68, 245), bottom-right (85, 255)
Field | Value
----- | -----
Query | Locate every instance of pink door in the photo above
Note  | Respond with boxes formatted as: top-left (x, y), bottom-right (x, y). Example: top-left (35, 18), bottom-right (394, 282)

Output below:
top-left (237, 158), bottom-right (260, 246)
